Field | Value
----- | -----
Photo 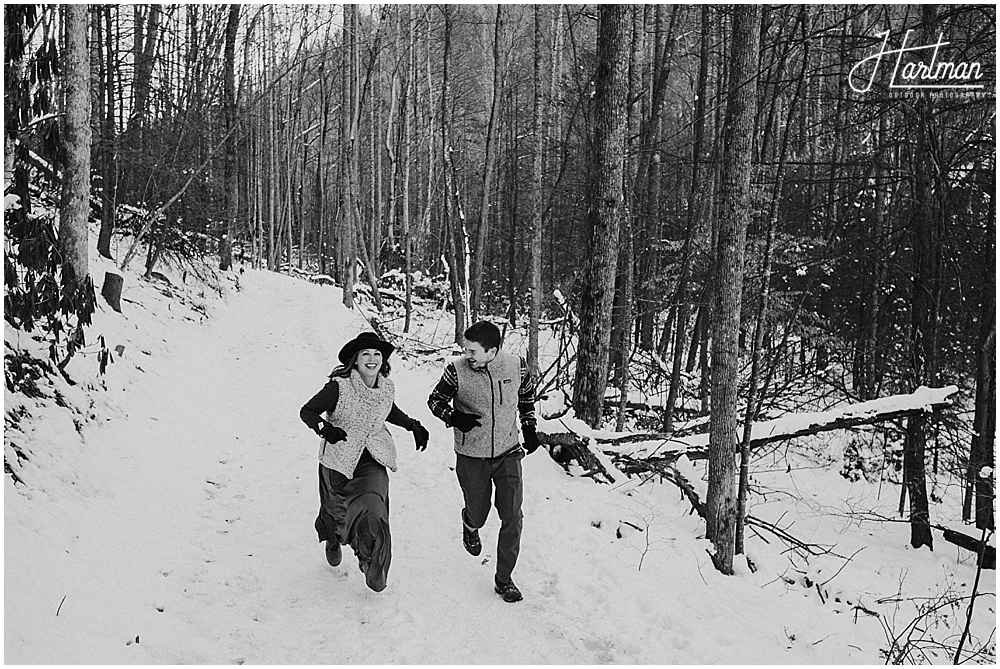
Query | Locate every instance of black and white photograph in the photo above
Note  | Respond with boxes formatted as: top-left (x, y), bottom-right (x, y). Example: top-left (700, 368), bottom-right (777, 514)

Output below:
top-left (4, 3), bottom-right (996, 664)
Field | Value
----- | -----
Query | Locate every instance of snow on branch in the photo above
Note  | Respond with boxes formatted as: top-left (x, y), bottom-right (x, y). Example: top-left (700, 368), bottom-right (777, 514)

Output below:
top-left (737, 384), bottom-right (958, 447)
top-left (550, 386), bottom-right (959, 463)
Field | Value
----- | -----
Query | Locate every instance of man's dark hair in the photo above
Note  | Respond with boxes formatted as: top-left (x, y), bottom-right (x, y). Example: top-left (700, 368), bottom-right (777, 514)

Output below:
top-left (464, 320), bottom-right (502, 351)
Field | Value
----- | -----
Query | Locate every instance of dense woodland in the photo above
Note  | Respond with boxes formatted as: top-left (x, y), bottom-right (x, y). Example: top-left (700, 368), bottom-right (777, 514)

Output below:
top-left (4, 5), bottom-right (995, 575)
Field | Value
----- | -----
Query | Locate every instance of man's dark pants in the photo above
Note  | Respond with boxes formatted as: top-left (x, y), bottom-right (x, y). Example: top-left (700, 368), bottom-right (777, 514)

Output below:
top-left (455, 447), bottom-right (524, 584)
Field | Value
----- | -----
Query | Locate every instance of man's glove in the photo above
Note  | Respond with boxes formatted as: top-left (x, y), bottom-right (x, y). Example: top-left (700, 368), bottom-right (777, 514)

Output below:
top-left (319, 422), bottom-right (348, 444)
top-left (450, 410), bottom-right (482, 433)
top-left (411, 422), bottom-right (429, 451)
top-left (522, 424), bottom-right (541, 455)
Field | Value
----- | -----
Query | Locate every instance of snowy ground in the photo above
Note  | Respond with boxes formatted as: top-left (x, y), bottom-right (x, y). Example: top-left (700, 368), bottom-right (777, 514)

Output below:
top-left (4, 253), bottom-right (995, 664)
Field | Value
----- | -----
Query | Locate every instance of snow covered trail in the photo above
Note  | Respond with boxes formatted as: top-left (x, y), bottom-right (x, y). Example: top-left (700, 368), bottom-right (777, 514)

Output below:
top-left (6, 269), bottom-right (887, 664)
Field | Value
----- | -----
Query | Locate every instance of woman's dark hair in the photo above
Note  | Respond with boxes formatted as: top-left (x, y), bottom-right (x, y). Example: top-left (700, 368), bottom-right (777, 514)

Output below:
top-left (464, 320), bottom-right (502, 351)
top-left (330, 349), bottom-right (391, 379)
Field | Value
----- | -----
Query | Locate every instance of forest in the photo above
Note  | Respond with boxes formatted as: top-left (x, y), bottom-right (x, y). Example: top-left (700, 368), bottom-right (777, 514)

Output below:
top-left (3, 2), bottom-right (995, 592)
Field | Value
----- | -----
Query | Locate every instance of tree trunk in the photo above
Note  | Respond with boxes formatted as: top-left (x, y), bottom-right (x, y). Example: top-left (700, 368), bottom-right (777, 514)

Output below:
top-left (965, 287), bottom-right (995, 530)
top-left (266, 7), bottom-right (277, 271)
top-left (341, 4), bottom-right (359, 309)
top-left (736, 8), bottom-right (808, 555)
top-left (370, 50), bottom-right (382, 268)
top-left (284, 89), bottom-right (295, 270)
top-left (543, 5), bottom-right (564, 316)
top-left (613, 5), bottom-right (644, 432)
top-left (219, 5), bottom-right (239, 272)
top-left (401, 4), bottom-right (415, 333)
top-left (636, 5), bottom-right (678, 353)
top-left (506, 97), bottom-right (518, 326)
top-left (706, 4), bottom-right (760, 575)
top-left (614, 217), bottom-right (634, 433)
top-left (902, 5), bottom-right (939, 552)
top-left (855, 110), bottom-right (889, 401)
top-left (663, 7), bottom-right (708, 432)
top-left (130, 4), bottom-right (160, 132)
top-left (700, 16), bottom-right (727, 416)
top-left (418, 11), bottom-right (436, 265)
top-left (964, 127), bottom-right (995, 528)
top-left (441, 7), bottom-right (467, 344)
top-left (470, 6), bottom-right (505, 322)
top-left (816, 10), bottom-right (849, 373)
top-left (385, 9), bottom-right (400, 263)
top-left (571, 6), bottom-right (630, 429)
top-left (317, 41), bottom-right (332, 276)
top-left (59, 4), bottom-right (92, 295)
top-left (96, 5), bottom-right (117, 260)
top-left (527, 4), bottom-right (545, 378)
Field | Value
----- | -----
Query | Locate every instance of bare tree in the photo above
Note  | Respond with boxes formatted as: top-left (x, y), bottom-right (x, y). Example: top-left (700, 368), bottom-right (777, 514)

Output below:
top-left (96, 5), bottom-right (118, 260)
top-left (440, 6), bottom-right (468, 344)
top-left (470, 6), bottom-right (505, 322)
top-left (901, 5), bottom-right (940, 551)
top-left (528, 5), bottom-right (546, 377)
top-left (401, 4), bottom-right (416, 333)
top-left (706, 4), bottom-right (761, 575)
top-left (661, 5), bottom-right (701, 434)
top-left (572, 5), bottom-right (630, 429)
top-left (59, 4), bottom-right (92, 294)
top-left (342, 3), bottom-right (359, 309)
top-left (219, 5), bottom-right (240, 272)
top-left (965, 285), bottom-right (995, 530)
top-left (129, 5), bottom-right (160, 134)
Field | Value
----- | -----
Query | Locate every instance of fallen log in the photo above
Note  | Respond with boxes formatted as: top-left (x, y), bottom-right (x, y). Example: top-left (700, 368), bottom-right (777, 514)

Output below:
top-left (942, 527), bottom-right (995, 569)
top-left (536, 432), bottom-right (615, 484)
top-left (601, 386), bottom-right (958, 461)
top-left (557, 442), bottom-right (844, 558)
top-left (536, 387), bottom-right (958, 501)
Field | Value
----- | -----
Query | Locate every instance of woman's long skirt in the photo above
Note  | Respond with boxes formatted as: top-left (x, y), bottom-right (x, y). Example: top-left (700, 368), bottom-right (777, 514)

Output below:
top-left (315, 450), bottom-right (391, 592)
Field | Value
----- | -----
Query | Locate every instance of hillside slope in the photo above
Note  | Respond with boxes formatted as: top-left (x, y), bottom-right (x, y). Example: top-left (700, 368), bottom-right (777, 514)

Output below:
top-left (5, 262), bottom-right (992, 663)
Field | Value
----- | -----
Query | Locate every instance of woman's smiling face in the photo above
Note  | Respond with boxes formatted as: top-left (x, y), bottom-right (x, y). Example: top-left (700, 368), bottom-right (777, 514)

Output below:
top-left (354, 348), bottom-right (384, 384)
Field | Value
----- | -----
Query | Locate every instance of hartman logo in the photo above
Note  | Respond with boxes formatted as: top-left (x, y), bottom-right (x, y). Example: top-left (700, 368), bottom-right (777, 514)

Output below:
top-left (849, 29), bottom-right (987, 94)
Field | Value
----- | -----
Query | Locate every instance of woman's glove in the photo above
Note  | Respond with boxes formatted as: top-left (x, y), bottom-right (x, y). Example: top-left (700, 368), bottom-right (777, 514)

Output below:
top-left (411, 422), bottom-right (429, 451)
top-left (450, 410), bottom-right (482, 433)
top-left (318, 421), bottom-right (348, 444)
top-left (522, 424), bottom-right (540, 455)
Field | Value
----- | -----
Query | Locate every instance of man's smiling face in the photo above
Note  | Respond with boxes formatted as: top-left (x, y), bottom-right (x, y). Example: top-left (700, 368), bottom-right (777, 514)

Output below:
top-left (464, 341), bottom-right (496, 370)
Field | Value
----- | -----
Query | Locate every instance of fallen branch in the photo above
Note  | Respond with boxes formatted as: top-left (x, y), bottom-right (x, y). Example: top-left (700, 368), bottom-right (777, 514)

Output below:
top-left (819, 546), bottom-right (867, 588)
top-left (599, 386), bottom-right (958, 462)
top-left (746, 401), bottom-right (955, 450)
top-left (536, 431), bottom-right (615, 484)
top-left (608, 451), bottom-right (706, 519)
top-left (745, 515), bottom-right (837, 558)
top-left (853, 604), bottom-right (879, 618)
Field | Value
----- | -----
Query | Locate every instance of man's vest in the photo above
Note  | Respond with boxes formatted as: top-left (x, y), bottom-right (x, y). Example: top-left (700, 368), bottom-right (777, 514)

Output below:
top-left (451, 351), bottom-right (522, 458)
top-left (319, 371), bottom-right (398, 477)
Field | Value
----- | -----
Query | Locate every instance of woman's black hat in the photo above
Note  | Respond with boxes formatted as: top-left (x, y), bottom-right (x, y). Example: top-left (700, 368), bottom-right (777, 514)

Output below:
top-left (338, 332), bottom-right (395, 364)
